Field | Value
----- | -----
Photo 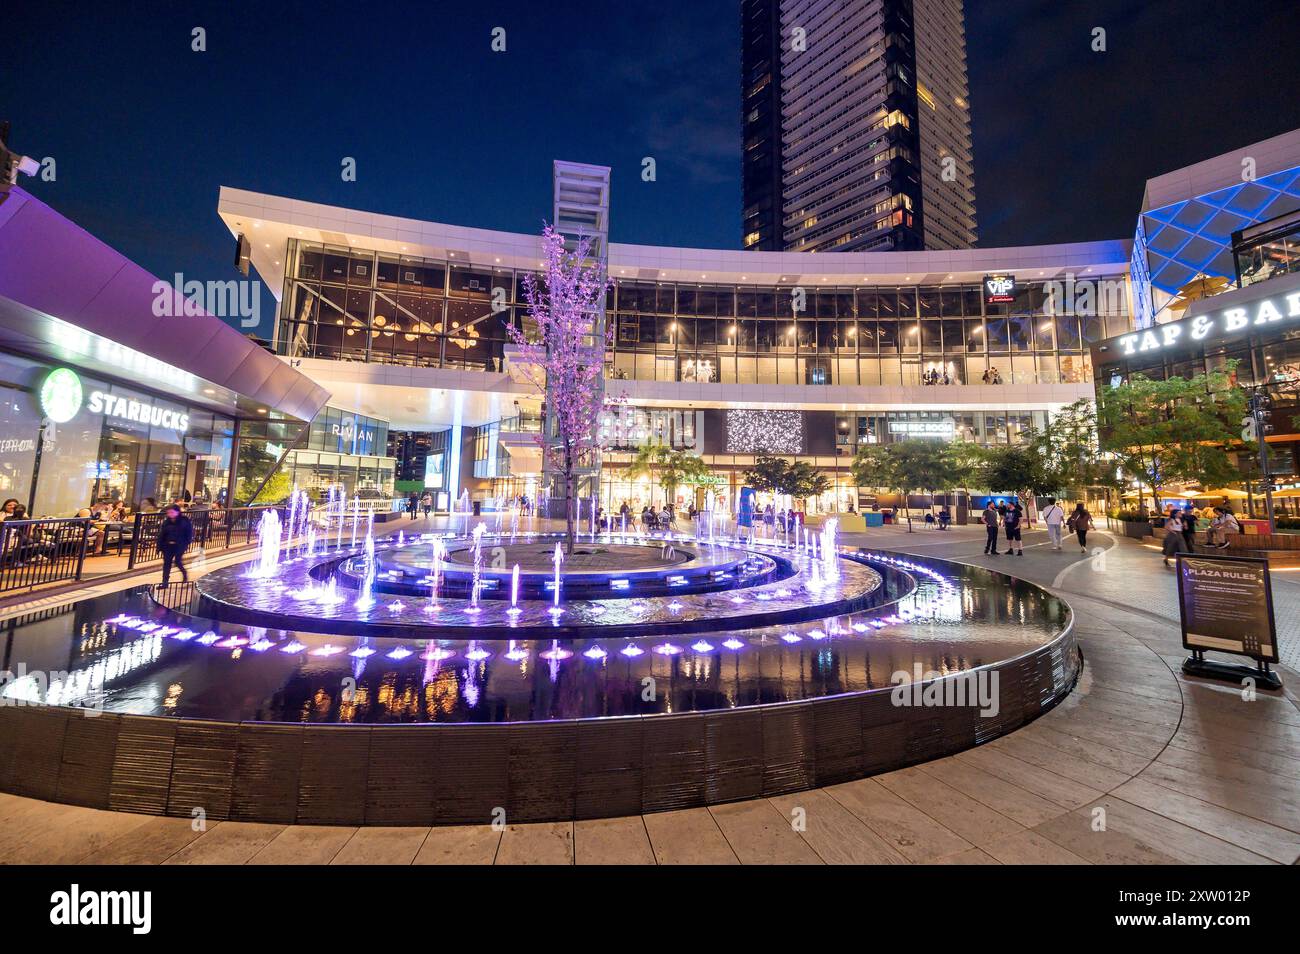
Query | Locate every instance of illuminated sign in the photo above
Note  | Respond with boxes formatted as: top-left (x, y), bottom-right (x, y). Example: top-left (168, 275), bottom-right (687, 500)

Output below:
top-left (1114, 290), bottom-right (1300, 356)
top-left (40, 368), bottom-right (83, 423)
top-left (984, 274), bottom-right (1016, 304)
top-left (332, 421), bottom-right (375, 451)
top-left (424, 452), bottom-right (445, 489)
top-left (88, 391), bottom-right (189, 432)
top-left (48, 322), bottom-right (197, 393)
top-left (888, 419), bottom-right (955, 438)
top-left (39, 367), bottom-right (190, 432)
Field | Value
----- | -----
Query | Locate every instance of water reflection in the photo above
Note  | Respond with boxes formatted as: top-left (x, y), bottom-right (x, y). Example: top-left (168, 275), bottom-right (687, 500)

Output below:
top-left (0, 557), bottom-right (1067, 724)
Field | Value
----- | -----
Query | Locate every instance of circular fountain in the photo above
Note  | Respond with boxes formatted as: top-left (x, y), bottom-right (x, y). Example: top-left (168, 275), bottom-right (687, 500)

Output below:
top-left (0, 514), bottom-right (1079, 826)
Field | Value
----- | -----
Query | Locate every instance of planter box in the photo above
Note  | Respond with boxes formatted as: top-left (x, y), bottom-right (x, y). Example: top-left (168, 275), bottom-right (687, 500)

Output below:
top-left (1123, 521), bottom-right (1152, 539)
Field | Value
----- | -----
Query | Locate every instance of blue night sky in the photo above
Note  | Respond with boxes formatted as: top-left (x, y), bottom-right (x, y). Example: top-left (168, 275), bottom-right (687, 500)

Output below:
top-left (4, 0), bottom-right (1299, 337)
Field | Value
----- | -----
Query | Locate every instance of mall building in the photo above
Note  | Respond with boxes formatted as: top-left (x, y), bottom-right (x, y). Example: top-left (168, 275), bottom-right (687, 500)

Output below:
top-left (217, 173), bottom-right (1130, 514)
top-left (7, 131), bottom-right (1296, 521)
top-left (0, 187), bottom-right (328, 517)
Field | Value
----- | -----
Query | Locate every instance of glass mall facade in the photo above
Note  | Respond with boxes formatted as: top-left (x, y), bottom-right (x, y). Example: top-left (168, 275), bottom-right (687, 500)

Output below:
top-left (275, 238), bottom-right (1129, 388)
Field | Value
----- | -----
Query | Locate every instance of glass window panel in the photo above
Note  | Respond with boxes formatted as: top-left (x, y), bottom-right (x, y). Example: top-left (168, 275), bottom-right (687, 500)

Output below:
top-left (449, 266), bottom-right (493, 298)
top-left (296, 244), bottom-right (324, 281)
top-left (940, 319), bottom-right (963, 352)
top-left (322, 247), bottom-right (350, 283)
top-left (878, 321), bottom-right (899, 352)
top-left (1056, 315), bottom-right (1082, 350)
top-left (1009, 315), bottom-right (1033, 351)
top-left (918, 287), bottom-right (941, 317)
top-left (940, 289), bottom-right (963, 317)
top-left (901, 321), bottom-right (920, 353)
top-left (1034, 316), bottom-right (1056, 351)
top-left (1082, 316), bottom-right (1107, 344)
top-left (920, 320), bottom-right (942, 352)
top-left (857, 289), bottom-right (879, 319)
top-left (897, 288), bottom-right (917, 317)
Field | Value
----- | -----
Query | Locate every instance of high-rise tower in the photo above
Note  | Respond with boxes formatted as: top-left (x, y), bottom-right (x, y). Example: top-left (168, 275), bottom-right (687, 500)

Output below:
top-left (742, 0), bottom-right (977, 252)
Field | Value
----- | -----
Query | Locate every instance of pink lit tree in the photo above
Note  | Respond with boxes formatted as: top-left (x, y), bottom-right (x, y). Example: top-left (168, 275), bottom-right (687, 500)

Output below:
top-left (508, 225), bottom-right (615, 553)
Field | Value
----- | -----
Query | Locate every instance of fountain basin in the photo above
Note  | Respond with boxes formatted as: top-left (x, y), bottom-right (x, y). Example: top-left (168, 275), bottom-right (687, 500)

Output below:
top-left (0, 546), bottom-right (1079, 827)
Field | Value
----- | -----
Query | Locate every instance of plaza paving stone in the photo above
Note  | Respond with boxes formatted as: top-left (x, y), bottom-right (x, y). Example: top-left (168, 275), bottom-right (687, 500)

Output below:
top-left (0, 517), bottom-right (1296, 865)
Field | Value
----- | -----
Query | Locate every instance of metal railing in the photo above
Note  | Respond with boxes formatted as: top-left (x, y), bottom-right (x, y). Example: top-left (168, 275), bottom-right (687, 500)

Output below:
top-left (126, 505), bottom-right (289, 568)
top-left (0, 518), bottom-right (90, 594)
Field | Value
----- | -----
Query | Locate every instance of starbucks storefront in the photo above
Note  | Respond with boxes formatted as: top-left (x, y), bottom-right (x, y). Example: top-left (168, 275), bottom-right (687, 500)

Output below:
top-left (2, 352), bottom-right (237, 516)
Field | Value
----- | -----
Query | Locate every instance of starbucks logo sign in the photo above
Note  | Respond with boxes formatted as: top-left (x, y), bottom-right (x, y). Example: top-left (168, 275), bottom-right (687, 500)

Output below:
top-left (40, 368), bottom-right (83, 423)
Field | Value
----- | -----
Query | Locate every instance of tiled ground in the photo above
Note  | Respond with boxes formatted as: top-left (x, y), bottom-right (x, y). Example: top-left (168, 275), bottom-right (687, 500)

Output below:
top-left (1, 519), bottom-right (1296, 865)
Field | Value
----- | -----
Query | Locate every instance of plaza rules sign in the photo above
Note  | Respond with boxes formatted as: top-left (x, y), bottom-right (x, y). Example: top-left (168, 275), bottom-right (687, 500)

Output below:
top-left (1176, 554), bottom-right (1278, 663)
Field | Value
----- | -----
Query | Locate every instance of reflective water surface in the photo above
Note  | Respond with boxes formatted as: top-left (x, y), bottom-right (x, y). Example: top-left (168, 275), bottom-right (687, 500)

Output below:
top-left (0, 555), bottom-right (1070, 724)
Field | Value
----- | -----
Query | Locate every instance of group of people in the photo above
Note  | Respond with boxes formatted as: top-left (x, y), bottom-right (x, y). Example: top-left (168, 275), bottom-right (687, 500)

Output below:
top-left (1159, 505), bottom-right (1240, 567)
top-left (404, 492), bottom-right (435, 519)
top-left (921, 369), bottom-right (953, 386)
top-left (615, 500), bottom-right (676, 531)
top-left (979, 368), bottom-right (1005, 385)
top-left (984, 498), bottom-right (1094, 556)
top-left (923, 507), bottom-right (953, 530)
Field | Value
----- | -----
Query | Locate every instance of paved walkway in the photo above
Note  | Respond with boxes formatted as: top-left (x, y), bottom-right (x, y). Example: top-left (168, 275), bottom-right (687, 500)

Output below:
top-left (1, 519), bottom-right (1296, 864)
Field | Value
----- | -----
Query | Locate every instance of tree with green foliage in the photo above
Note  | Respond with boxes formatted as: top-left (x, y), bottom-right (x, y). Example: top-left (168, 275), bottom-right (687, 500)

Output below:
top-left (944, 441), bottom-right (989, 514)
top-left (237, 467), bottom-right (293, 506)
top-left (627, 443), bottom-right (671, 506)
top-left (742, 456), bottom-right (831, 511)
top-left (743, 455), bottom-right (791, 496)
top-left (659, 450), bottom-right (709, 506)
top-left (979, 444), bottom-right (1051, 520)
top-left (1025, 399), bottom-right (1119, 503)
top-left (851, 439), bottom-right (955, 531)
top-left (786, 460), bottom-right (831, 508)
top-left (1096, 369), bottom-right (1247, 510)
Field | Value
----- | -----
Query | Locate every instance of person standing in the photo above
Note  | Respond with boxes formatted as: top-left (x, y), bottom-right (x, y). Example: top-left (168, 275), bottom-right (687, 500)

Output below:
top-left (981, 501), bottom-right (1000, 555)
top-left (1181, 506), bottom-right (1197, 552)
top-left (406, 492), bottom-right (419, 520)
top-left (1042, 497), bottom-right (1066, 551)
top-left (1067, 502), bottom-right (1093, 553)
top-left (156, 505), bottom-right (193, 587)
top-left (1003, 502), bottom-right (1024, 556)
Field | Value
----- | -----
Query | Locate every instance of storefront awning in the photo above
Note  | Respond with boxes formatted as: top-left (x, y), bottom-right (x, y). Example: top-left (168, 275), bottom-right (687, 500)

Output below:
top-left (0, 188), bottom-right (329, 423)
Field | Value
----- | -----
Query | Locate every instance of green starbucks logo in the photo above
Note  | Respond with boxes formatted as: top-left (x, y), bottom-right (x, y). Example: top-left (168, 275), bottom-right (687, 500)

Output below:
top-left (40, 367), bottom-right (83, 423)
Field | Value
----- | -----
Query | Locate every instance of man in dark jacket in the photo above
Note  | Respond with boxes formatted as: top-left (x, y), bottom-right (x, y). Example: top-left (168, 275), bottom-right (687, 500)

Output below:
top-left (157, 505), bottom-right (194, 586)
top-left (982, 502), bottom-right (1000, 555)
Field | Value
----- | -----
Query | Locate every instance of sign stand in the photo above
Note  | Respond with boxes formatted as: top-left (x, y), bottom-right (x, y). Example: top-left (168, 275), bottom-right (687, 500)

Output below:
top-left (1182, 652), bottom-right (1282, 692)
top-left (1175, 552), bottom-right (1283, 691)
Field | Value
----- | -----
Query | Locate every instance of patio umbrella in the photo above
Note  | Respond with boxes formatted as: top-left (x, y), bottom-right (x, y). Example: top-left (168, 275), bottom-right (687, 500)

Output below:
top-left (1194, 488), bottom-right (1250, 499)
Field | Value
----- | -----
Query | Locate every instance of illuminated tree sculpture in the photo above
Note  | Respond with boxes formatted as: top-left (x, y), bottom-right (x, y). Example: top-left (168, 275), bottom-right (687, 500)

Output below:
top-left (508, 225), bottom-right (614, 553)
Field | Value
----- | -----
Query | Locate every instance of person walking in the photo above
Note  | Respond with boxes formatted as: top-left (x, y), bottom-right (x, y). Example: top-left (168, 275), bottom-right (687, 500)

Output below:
top-left (421, 491), bottom-right (433, 518)
top-left (1003, 502), bottom-right (1024, 556)
top-left (1162, 510), bottom-right (1189, 567)
top-left (406, 492), bottom-right (419, 520)
top-left (981, 501), bottom-right (1000, 555)
top-left (156, 504), bottom-right (193, 587)
top-left (1067, 502), bottom-right (1093, 553)
top-left (1042, 497), bottom-right (1066, 551)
